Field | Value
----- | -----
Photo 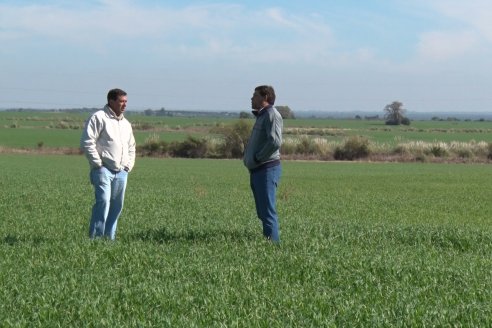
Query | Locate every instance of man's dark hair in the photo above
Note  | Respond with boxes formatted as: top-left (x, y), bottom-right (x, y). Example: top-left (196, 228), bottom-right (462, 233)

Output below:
top-left (107, 88), bottom-right (127, 103)
top-left (255, 85), bottom-right (276, 105)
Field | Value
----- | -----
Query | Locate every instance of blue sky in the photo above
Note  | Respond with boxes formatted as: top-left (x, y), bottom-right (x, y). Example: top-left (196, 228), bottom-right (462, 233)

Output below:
top-left (1, 0), bottom-right (491, 112)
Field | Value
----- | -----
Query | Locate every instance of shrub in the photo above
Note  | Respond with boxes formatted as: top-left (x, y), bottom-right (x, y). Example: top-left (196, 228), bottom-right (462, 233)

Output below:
top-left (55, 121), bottom-right (69, 129)
top-left (239, 111), bottom-right (253, 119)
top-left (472, 141), bottom-right (489, 158)
top-left (392, 144), bottom-right (408, 155)
top-left (334, 136), bottom-right (370, 160)
top-left (280, 138), bottom-right (296, 155)
top-left (448, 142), bottom-right (474, 159)
top-left (487, 143), bottom-right (492, 160)
top-left (385, 119), bottom-right (400, 125)
top-left (51, 121), bottom-right (81, 129)
top-left (295, 137), bottom-right (319, 154)
top-left (221, 132), bottom-right (244, 158)
top-left (202, 137), bottom-right (222, 159)
top-left (216, 119), bottom-right (253, 158)
top-left (455, 148), bottom-right (472, 158)
top-left (138, 134), bottom-right (169, 156)
top-left (170, 136), bottom-right (208, 158)
top-left (134, 122), bottom-right (154, 131)
top-left (426, 144), bottom-right (448, 157)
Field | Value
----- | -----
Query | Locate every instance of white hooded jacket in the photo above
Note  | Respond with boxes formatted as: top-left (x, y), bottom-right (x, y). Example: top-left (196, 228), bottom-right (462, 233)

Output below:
top-left (80, 105), bottom-right (136, 172)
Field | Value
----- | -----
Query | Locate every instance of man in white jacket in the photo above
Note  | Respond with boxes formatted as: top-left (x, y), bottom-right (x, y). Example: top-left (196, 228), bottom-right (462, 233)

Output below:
top-left (80, 88), bottom-right (136, 240)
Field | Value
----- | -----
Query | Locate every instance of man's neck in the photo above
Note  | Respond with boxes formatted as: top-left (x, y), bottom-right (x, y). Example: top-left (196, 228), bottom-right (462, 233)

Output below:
top-left (107, 105), bottom-right (122, 118)
top-left (252, 105), bottom-right (271, 117)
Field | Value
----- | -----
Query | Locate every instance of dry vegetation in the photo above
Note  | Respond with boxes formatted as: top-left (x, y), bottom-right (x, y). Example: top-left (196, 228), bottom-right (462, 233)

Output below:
top-left (2, 112), bottom-right (492, 163)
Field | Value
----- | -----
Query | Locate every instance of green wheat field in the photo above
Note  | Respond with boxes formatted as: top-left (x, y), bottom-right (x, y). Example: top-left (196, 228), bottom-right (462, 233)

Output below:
top-left (1, 153), bottom-right (492, 326)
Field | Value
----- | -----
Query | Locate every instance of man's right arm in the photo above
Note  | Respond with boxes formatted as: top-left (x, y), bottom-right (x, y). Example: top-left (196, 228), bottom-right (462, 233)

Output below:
top-left (80, 115), bottom-right (103, 168)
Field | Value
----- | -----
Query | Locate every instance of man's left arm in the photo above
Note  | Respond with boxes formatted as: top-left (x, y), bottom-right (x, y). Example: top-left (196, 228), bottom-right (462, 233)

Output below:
top-left (126, 128), bottom-right (136, 172)
top-left (255, 111), bottom-right (283, 162)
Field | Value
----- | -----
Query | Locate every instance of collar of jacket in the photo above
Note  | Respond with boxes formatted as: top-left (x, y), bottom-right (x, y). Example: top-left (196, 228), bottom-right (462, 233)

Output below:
top-left (104, 105), bottom-right (124, 121)
top-left (252, 105), bottom-right (273, 117)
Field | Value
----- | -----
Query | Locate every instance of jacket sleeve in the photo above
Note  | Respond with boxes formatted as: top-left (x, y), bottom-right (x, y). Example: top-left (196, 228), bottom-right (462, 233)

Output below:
top-left (126, 128), bottom-right (136, 172)
top-left (255, 111), bottom-right (283, 162)
top-left (80, 115), bottom-right (103, 168)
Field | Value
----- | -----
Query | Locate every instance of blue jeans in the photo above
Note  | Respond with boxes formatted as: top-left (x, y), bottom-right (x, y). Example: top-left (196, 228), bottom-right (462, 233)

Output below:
top-left (89, 166), bottom-right (128, 240)
top-left (250, 164), bottom-right (281, 242)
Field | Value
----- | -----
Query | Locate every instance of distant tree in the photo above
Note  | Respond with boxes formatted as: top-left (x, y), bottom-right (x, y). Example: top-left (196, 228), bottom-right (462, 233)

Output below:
top-left (355, 115), bottom-right (362, 120)
top-left (384, 101), bottom-right (409, 125)
top-left (144, 109), bottom-right (154, 116)
top-left (276, 105), bottom-right (295, 119)
top-left (156, 108), bottom-right (166, 116)
top-left (401, 117), bottom-right (411, 125)
top-left (239, 111), bottom-right (253, 119)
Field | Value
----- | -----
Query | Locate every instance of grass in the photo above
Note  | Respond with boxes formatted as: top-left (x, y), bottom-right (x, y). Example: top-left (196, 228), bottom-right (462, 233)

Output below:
top-left (1, 154), bottom-right (492, 326)
top-left (0, 126), bottom-right (205, 149)
top-left (0, 111), bottom-right (231, 129)
top-left (357, 129), bottom-right (492, 144)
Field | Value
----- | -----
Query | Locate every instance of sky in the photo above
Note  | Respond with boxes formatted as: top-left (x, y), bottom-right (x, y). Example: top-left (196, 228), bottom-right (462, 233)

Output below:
top-left (1, 0), bottom-right (492, 113)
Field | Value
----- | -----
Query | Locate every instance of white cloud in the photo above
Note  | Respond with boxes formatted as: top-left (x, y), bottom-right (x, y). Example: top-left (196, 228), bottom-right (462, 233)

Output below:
top-left (0, 1), bottom-right (336, 64)
top-left (430, 0), bottom-right (492, 42)
top-left (0, 2), bottom-right (240, 42)
top-left (265, 8), bottom-right (297, 28)
top-left (417, 30), bottom-right (479, 61)
top-left (2, 1), bottom-right (492, 111)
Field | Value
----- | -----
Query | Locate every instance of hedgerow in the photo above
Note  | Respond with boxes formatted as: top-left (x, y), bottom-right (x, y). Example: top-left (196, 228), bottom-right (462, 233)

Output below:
top-left (137, 130), bottom-right (492, 163)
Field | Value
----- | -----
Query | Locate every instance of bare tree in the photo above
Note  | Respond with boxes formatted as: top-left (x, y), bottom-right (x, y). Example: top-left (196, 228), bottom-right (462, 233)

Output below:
top-left (384, 101), bottom-right (407, 125)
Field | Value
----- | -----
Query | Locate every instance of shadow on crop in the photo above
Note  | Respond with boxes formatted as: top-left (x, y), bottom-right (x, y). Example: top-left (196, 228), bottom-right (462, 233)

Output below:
top-left (2, 234), bottom-right (47, 246)
top-left (132, 227), bottom-right (258, 244)
top-left (327, 222), bottom-right (492, 254)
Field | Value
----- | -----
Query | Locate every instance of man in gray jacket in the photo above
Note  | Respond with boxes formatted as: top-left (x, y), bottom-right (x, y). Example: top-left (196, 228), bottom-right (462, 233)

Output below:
top-left (243, 85), bottom-right (283, 242)
top-left (80, 88), bottom-right (136, 240)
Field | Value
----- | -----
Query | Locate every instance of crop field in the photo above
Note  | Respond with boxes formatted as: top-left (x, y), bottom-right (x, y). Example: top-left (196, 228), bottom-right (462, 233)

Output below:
top-left (1, 153), bottom-right (492, 326)
top-left (1, 111), bottom-right (492, 150)
top-left (0, 111), bottom-right (224, 149)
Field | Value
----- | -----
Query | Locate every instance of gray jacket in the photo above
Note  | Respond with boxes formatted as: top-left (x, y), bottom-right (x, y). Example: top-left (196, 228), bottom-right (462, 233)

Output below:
top-left (243, 106), bottom-right (283, 171)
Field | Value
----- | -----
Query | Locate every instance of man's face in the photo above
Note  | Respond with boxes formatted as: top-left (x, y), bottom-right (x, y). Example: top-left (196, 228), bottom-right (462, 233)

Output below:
top-left (251, 91), bottom-right (266, 110)
top-left (109, 95), bottom-right (127, 116)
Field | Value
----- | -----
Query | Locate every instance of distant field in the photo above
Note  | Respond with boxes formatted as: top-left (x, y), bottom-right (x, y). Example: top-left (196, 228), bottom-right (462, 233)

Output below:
top-left (1, 154), bottom-right (492, 326)
top-left (1, 111), bottom-right (491, 150)
top-left (0, 111), bottom-right (218, 148)
top-left (0, 111), bottom-right (232, 129)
